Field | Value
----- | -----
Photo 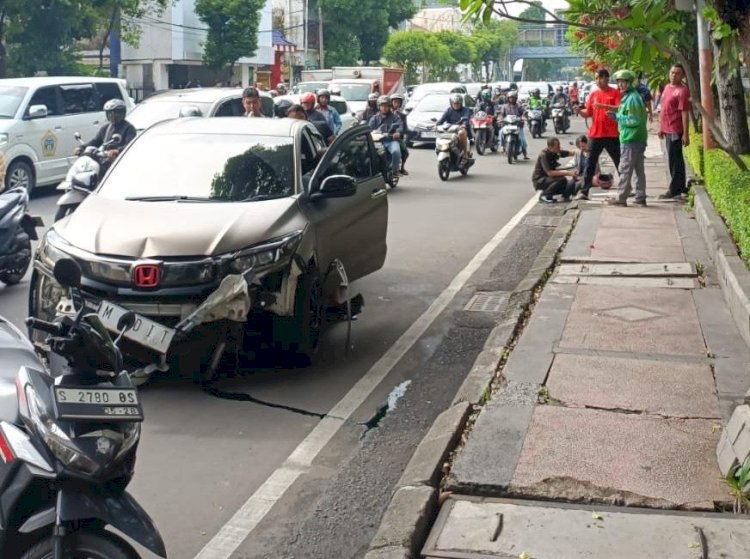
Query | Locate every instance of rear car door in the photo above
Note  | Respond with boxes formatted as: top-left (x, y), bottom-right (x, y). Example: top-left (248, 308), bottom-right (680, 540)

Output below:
top-left (23, 85), bottom-right (69, 182)
top-left (59, 83), bottom-right (100, 156)
top-left (304, 125), bottom-right (388, 282)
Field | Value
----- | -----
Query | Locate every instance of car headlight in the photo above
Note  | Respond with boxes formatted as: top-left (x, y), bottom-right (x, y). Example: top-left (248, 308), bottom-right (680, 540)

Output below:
top-left (229, 230), bottom-right (304, 274)
top-left (24, 385), bottom-right (100, 475)
top-left (38, 230), bottom-right (70, 269)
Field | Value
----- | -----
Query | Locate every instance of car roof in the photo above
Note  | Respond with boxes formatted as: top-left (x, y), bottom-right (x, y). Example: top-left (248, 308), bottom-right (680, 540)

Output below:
top-left (141, 87), bottom-right (272, 103)
top-left (274, 94), bottom-right (347, 104)
top-left (0, 76), bottom-right (126, 87)
top-left (144, 116), bottom-right (308, 137)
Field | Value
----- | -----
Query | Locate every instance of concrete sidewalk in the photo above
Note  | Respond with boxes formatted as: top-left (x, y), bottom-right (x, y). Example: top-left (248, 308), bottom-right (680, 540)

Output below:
top-left (368, 133), bottom-right (750, 558)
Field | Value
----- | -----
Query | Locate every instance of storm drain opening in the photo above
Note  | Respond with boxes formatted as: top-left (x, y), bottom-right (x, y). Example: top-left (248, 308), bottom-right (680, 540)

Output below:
top-left (464, 292), bottom-right (510, 313)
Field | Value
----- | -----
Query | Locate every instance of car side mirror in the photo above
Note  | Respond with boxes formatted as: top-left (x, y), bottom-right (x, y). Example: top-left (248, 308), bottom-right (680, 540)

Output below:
top-left (53, 258), bottom-right (82, 289)
top-left (28, 104), bottom-right (48, 119)
top-left (179, 105), bottom-right (203, 118)
top-left (71, 170), bottom-right (98, 190)
top-left (311, 175), bottom-right (356, 201)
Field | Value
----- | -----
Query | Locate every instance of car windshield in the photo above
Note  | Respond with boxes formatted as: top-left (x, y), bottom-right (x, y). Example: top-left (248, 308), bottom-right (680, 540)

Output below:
top-left (127, 101), bottom-right (213, 130)
top-left (415, 95), bottom-right (450, 112)
top-left (297, 82), bottom-right (328, 94)
top-left (0, 86), bottom-right (27, 118)
top-left (99, 134), bottom-right (295, 202)
top-left (329, 99), bottom-right (348, 115)
top-left (412, 85), bottom-right (461, 102)
top-left (336, 84), bottom-right (372, 102)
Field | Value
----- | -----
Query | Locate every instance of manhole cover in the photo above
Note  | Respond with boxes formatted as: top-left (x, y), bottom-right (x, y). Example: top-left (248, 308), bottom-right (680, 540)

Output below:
top-left (464, 292), bottom-right (509, 312)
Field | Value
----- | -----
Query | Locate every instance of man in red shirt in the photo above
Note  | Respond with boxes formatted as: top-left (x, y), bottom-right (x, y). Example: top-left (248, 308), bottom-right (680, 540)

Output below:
top-left (658, 63), bottom-right (691, 199)
top-left (576, 69), bottom-right (621, 200)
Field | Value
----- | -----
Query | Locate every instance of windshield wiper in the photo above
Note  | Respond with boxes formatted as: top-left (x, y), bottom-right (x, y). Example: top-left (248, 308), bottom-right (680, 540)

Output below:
top-left (125, 195), bottom-right (215, 202)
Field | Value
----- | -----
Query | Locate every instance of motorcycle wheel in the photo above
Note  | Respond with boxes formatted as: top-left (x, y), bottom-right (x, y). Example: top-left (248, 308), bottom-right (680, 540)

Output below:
top-left (274, 265), bottom-right (324, 367)
top-left (20, 530), bottom-right (139, 559)
top-left (438, 159), bottom-right (450, 181)
top-left (507, 138), bottom-right (516, 165)
top-left (490, 133), bottom-right (498, 153)
top-left (54, 204), bottom-right (76, 222)
top-left (0, 235), bottom-right (31, 285)
top-left (476, 132), bottom-right (486, 155)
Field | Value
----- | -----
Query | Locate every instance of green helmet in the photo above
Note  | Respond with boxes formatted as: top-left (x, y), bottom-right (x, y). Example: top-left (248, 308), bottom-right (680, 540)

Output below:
top-left (613, 69), bottom-right (636, 83)
top-left (481, 89), bottom-right (491, 101)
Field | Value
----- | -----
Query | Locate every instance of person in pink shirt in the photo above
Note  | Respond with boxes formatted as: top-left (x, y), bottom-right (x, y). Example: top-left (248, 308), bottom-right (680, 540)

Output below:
top-left (658, 64), bottom-right (691, 199)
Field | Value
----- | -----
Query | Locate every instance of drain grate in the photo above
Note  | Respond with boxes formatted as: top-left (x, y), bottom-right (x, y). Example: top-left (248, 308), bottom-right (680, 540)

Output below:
top-left (464, 292), bottom-right (510, 312)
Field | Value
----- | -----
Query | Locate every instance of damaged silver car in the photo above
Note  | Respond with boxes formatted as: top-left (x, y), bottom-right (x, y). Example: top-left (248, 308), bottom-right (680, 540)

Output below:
top-left (29, 117), bottom-right (388, 381)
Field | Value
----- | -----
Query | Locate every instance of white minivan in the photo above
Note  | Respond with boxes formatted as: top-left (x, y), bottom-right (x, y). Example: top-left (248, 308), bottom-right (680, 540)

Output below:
top-left (0, 76), bottom-right (134, 191)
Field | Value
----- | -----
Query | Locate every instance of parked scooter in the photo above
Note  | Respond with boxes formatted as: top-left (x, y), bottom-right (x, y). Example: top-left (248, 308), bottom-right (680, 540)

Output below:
top-left (55, 133), bottom-right (121, 221)
top-left (499, 114), bottom-right (522, 165)
top-left (435, 123), bottom-right (474, 181)
top-left (527, 108), bottom-right (545, 139)
top-left (0, 259), bottom-right (166, 559)
top-left (470, 111), bottom-right (497, 156)
top-left (370, 130), bottom-right (400, 188)
top-left (0, 187), bottom-right (43, 285)
top-left (551, 103), bottom-right (570, 134)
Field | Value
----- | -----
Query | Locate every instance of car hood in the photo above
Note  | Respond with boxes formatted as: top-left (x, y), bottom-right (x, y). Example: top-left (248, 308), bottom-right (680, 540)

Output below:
top-left (55, 194), bottom-right (305, 258)
top-left (409, 110), bottom-right (444, 128)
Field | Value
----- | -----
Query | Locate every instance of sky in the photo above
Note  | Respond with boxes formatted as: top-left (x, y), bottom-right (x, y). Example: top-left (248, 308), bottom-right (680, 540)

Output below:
top-left (504, 0), bottom-right (570, 17)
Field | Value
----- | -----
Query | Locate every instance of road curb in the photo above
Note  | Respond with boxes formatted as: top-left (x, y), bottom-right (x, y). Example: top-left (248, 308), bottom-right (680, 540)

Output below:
top-left (693, 186), bottom-right (750, 351)
top-left (363, 208), bottom-right (579, 559)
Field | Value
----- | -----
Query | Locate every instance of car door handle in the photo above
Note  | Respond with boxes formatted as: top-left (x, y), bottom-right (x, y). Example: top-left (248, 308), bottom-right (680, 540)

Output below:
top-left (371, 188), bottom-right (386, 199)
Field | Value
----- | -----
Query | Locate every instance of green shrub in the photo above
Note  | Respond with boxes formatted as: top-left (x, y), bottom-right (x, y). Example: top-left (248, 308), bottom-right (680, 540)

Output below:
top-left (685, 126), bottom-right (704, 178)
top-left (704, 149), bottom-right (750, 265)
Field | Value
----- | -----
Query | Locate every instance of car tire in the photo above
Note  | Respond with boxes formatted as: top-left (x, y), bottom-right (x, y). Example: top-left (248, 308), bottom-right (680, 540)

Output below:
top-left (6, 159), bottom-right (34, 193)
top-left (274, 265), bottom-right (323, 367)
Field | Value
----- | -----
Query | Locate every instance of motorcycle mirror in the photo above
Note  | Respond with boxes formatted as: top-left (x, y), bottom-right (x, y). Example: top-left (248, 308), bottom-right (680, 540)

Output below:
top-left (111, 133), bottom-right (122, 143)
top-left (53, 258), bottom-right (82, 289)
top-left (116, 311), bottom-right (137, 333)
top-left (74, 132), bottom-right (82, 141)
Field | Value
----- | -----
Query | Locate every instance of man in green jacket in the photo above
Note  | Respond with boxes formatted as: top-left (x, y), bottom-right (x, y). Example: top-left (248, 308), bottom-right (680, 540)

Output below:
top-left (599, 69), bottom-right (648, 206)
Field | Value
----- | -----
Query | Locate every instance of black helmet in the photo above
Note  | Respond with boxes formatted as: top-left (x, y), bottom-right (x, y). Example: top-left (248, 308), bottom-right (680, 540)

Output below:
top-left (104, 98), bottom-right (127, 123)
top-left (532, 88), bottom-right (540, 95)
top-left (450, 93), bottom-right (464, 105)
top-left (316, 88), bottom-right (331, 100)
top-left (275, 98), bottom-right (293, 118)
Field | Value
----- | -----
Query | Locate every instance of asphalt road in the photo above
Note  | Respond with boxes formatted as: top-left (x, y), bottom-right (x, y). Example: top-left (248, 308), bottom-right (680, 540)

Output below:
top-left (0, 119), bottom-right (585, 558)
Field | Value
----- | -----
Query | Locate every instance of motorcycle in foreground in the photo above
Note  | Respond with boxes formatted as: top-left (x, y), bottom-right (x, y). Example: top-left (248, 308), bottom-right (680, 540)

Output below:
top-left (551, 103), bottom-right (570, 134)
top-left (0, 187), bottom-right (43, 285)
top-left (527, 108), bottom-right (544, 139)
top-left (470, 111), bottom-right (497, 156)
top-left (55, 133), bottom-right (121, 221)
top-left (0, 258), bottom-right (167, 559)
top-left (499, 114), bottom-right (522, 165)
top-left (370, 130), bottom-right (400, 188)
top-left (435, 123), bottom-right (474, 181)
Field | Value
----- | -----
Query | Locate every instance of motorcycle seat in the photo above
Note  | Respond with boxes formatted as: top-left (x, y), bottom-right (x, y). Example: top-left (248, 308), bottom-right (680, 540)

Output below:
top-left (0, 190), bottom-right (25, 219)
top-left (0, 320), bottom-right (43, 424)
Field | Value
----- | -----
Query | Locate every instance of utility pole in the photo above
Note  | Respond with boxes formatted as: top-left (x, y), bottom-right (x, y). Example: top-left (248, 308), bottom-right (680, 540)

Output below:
top-left (318, 5), bottom-right (324, 69)
top-left (695, 0), bottom-right (716, 149)
top-left (109, 2), bottom-right (121, 78)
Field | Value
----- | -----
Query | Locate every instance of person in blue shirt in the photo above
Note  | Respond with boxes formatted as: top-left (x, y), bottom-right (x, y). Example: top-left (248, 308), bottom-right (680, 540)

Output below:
top-left (368, 96), bottom-right (404, 177)
top-left (315, 89), bottom-right (342, 135)
top-left (636, 73), bottom-right (653, 123)
top-left (436, 93), bottom-right (473, 160)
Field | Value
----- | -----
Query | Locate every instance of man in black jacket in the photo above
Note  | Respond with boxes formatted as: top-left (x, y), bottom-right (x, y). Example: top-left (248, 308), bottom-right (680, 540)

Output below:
top-left (368, 95), bottom-right (404, 177)
top-left (75, 98), bottom-right (136, 176)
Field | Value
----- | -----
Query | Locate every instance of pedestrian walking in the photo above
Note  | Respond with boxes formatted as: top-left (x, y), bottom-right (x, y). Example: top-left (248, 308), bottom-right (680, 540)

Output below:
top-left (576, 69), bottom-right (621, 200)
top-left (601, 70), bottom-right (648, 207)
top-left (657, 63), bottom-right (691, 199)
top-left (532, 137), bottom-right (576, 203)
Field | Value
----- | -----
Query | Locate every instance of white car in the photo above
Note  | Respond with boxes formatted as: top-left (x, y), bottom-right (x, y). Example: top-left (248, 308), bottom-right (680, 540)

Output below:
top-left (0, 76), bottom-right (134, 191)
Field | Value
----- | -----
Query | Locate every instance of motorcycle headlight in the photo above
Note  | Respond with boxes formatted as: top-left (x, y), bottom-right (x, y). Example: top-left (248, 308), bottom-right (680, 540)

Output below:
top-left (25, 385), bottom-right (100, 475)
top-left (228, 230), bottom-right (304, 274)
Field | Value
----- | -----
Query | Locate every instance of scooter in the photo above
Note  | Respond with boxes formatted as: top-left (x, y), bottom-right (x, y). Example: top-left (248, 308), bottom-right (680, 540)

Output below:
top-left (55, 133), bottom-right (121, 221)
top-left (435, 123), bottom-right (474, 181)
top-left (551, 103), bottom-right (570, 134)
top-left (0, 187), bottom-right (43, 285)
top-left (470, 111), bottom-right (496, 156)
top-left (527, 108), bottom-right (544, 139)
top-left (0, 258), bottom-right (167, 559)
top-left (499, 114), bottom-right (522, 165)
top-left (370, 130), bottom-right (400, 188)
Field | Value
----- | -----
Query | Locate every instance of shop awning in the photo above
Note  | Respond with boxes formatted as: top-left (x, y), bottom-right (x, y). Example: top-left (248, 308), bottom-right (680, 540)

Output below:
top-left (273, 30), bottom-right (297, 53)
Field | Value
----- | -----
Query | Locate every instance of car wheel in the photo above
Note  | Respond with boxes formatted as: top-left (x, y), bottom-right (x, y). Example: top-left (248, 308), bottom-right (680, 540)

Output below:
top-left (6, 160), bottom-right (34, 193)
top-left (274, 265), bottom-right (323, 366)
top-left (438, 159), bottom-right (450, 181)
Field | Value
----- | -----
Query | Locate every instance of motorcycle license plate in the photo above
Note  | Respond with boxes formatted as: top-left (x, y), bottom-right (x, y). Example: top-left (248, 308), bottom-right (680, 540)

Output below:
top-left (504, 126), bottom-right (518, 133)
top-left (97, 301), bottom-right (175, 354)
top-left (420, 131), bottom-right (437, 139)
top-left (53, 387), bottom-right (143, 421)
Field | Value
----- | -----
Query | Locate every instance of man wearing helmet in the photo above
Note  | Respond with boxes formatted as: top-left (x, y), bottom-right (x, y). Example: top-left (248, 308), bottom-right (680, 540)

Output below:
top-left (391, 93), bottom-right (409, 175)
top-left (527, 88), bottom-right (548, 131)
top-left (316, 89), bottom-right (342, 136)
top-left (301, 92), bottom-right (334, 143)
top-left (552, 86), bottom-right (568, 107)
top-left (477, 89), bottom-right (495, 116)
top-left (75, 98), bottom-right (136, 166)
top-left (368, 95), bottom-right (404, 178)
top-left (499, 90), bottom-right (529, 159)
top-left (360, 93), bottom-right (379, 123)
top-left (436, 93), bottom-right (473, 161)
top-left (601, 69), bottom-right (648, 206)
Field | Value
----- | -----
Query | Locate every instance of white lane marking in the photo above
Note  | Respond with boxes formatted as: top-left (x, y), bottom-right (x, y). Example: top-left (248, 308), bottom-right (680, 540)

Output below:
top-left (195, 193), bottom-right (540, 559)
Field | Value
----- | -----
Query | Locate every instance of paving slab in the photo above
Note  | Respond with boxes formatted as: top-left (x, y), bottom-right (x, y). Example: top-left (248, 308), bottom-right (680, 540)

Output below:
top-left (559, 285), bottom-right (706, 356)
top-left (422, 498), bottom-right (750, 559)
top-left (556, 262), bottom-right (696, 277)
top-left (591, 227), bottom-right (685, 262)
top-left (545, 354), bottom-right (721, 418)
top-left (552, 275), bottom-right (698, 289)
top-left (598, 205), bottom-right (677, 229)
top-left (510, 407), bottom-right (727, 509)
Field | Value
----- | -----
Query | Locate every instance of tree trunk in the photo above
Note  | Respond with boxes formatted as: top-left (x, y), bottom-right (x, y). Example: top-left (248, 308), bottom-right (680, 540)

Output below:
top-left (0, 41), bottom-right (6, 79)
top-left (716, 62), bottom-right (750, 154)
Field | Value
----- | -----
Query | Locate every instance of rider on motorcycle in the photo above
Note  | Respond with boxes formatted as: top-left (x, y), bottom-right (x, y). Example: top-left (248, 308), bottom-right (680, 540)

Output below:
top-left (300, 92), bottom-right (335, 143)
top-left (498, 90), bottom-right (529, 159)
top-left (361, 93), bottom-right (379, 123)
top-left (551, 86), bottom-right (569, 107)
top-left (316, 88), bottom-right (342, 135)
top-left (368, 95), bottom-right (404, 178)
top-left (436, 93), bottom-right (473, 161)
top-left (527, 88), bottom-right (548, 130)
top-left (75, 99), bottom-right (136, 167)
top-left (477, 89), bottom-right (496, 116)
top-left (391, 93), bottom-right (409, 176)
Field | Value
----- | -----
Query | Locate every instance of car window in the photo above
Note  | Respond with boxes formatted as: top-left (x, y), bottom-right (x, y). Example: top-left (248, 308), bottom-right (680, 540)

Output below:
top-left (329, 99), bottom-right (348, 115)
top-left (127, 100), bottom-right (213, 130)
top-left (319, 132), bottom-right (373, 182)
top-left (300, 133), bottom-right (318, 176)
top-left (260, 97), bottom-right (274, 117)
top-left (99, 134), bottom-right (295, 202)
top-left (94, 82), bottom-right (124, 109)
top-left (0, 85), bottom-right (28, 118)
top-left (27, 86), bottom-right (59, 116)
top-left (60, 84), bottom-right (97, 114)
top-left (215, 98), bottom-right (244, 117)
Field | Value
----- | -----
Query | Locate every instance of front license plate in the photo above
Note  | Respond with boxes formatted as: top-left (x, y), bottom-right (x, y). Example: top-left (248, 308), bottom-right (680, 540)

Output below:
top-left (97, 301), bottom-right (175, 354)
top-left (53, 387), bottom-right (144, 421)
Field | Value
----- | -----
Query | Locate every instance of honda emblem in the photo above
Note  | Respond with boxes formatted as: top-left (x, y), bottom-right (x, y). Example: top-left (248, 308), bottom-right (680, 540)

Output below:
top-left (133, 264), bottom-right (160, 288)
